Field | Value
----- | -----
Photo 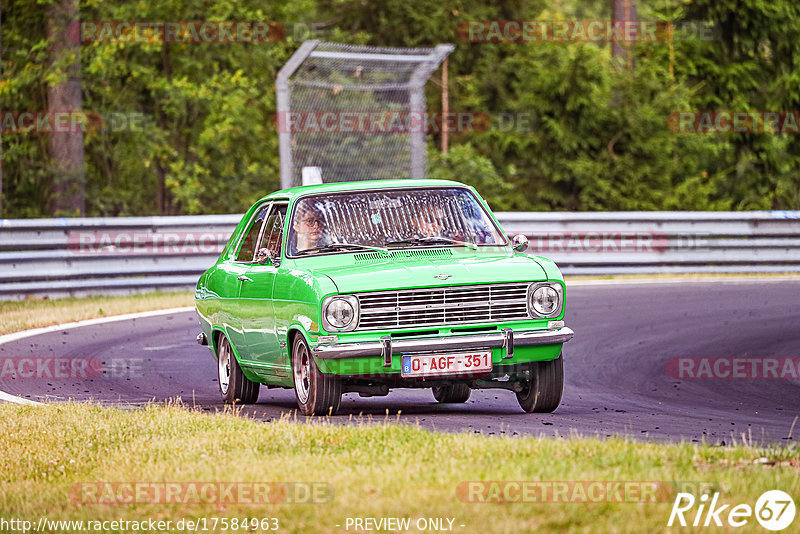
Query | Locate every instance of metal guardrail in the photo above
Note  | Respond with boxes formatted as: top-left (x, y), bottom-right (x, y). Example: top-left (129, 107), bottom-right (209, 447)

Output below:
top-left (1, 211), bottom-right (799, 299)
top-left (0, 215), bottom-right (238, 299)
top-left (498, 210), bottom-right (800, 275)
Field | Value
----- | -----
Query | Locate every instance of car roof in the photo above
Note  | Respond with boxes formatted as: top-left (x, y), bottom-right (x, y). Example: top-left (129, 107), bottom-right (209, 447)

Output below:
top-left (258, 179), bottom-right (468, 202)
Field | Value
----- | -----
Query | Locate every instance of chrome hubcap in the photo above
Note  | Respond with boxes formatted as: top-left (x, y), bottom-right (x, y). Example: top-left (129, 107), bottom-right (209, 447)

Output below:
top-left (218, 340), bottom-right (231, 395)
top-left (293, 343), bottom-right (311, 404)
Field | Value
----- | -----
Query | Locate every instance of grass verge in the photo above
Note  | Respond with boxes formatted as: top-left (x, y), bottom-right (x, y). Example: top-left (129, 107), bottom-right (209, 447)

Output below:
top-left (0, 292), bottom-right (193, 336)
top-left (1, 403), bottom-right (798, 533)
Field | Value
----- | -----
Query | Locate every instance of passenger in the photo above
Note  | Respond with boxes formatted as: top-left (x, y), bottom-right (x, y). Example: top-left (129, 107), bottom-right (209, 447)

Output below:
top-left (413, 206), bottom-right (447, 238)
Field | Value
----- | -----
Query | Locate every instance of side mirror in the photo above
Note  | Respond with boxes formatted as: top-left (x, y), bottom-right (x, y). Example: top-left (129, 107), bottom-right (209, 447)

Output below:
top-left (255, 248), bottom-right (280, 267)
top-left (512, 234), bottom-right (528, 253)
top-left (254, 249), bottom-right (270, 265)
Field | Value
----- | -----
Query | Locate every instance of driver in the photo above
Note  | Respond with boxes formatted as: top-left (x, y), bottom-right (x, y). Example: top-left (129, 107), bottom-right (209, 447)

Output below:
top-left (292, 202), bottom-right (327, 253)
top-left (413, 206), bottom-right (446, 238)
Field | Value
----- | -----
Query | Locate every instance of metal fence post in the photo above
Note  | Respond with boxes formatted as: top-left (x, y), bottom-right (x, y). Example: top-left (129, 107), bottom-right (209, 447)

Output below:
top-left (276, 40), bottom-right (320, 190)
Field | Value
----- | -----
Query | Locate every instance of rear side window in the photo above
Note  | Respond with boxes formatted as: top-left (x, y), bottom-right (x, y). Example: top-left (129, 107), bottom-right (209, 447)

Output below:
top-left (236, 205), bottom-right (269, 262)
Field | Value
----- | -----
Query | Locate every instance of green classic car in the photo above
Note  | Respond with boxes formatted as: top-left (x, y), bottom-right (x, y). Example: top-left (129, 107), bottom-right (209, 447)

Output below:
top-left (195, 179), bottom-right (573, 415)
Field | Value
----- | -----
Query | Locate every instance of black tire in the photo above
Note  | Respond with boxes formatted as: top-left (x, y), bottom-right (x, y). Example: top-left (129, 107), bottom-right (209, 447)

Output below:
top-left (217, 334), bottom-right (260, 404)
top-left (291, 334), bottom-right (342, 416)
top-left (516, 354), bottom-right (564, 413)
top-left (432, 383), bottom-right (471, 403)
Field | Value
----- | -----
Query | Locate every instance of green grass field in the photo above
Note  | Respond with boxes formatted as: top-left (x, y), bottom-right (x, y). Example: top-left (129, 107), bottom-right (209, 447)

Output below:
top-left (0, 292), bottom-right (193, 336)
top-left (2, 293), bottom-right (799, 533)
top-left (1, 403), bottom-right (798, 533)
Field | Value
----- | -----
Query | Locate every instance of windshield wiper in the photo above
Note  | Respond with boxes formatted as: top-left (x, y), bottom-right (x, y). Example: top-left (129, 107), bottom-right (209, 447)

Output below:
top-left (296, 243), bottom-right (389, 255)
top-left (385, 237), bottom-right (478, 250)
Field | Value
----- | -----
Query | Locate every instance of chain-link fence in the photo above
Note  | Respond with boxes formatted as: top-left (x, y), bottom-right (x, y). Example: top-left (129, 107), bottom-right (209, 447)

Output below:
top-left (276, 41), bottom-right (453, 188)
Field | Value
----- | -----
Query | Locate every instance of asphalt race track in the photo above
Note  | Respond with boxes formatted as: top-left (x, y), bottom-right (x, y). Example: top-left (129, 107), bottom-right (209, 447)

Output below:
top-left (2, 280), bottom-right (799, 444)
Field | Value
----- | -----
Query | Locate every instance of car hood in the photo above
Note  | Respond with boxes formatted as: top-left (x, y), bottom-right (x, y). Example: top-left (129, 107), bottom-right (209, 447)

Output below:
top-left (304, 251), bottom-right (548, 293)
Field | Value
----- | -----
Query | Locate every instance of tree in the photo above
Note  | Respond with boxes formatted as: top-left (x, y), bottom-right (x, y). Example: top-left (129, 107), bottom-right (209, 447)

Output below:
top-left (46, 0), bottom-right (84, 215)
top-left (0, 0), bottom-right (4, 216)
top-left (1, 0), bottom-right (798, 216)
top-left (611, 0), bottom-right (637, 67)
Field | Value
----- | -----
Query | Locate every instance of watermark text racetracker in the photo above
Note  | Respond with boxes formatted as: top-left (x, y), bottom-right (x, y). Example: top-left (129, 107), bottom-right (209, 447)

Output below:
top-left (669, 111), bottom-right (800, 134)
top-left (523, 231), bottom-right (708, 254)
top-left (456, 481), bottom-right (720, 503)
top-left (666, 357), bottom-right (800, 380)
top-left (276, 111), bottom-right (490, 134)
top-left (458, 20), bottom-right (718, 43)
top-left (67, 231), bottom-right (229, 255)
top-left (70, 481), bottom-right (332, 505)
top-left (276, 111), bottom-right (560, 135)
top-left (0, 357), bottom-right (147, 380)
top-left (0, 111), bottom-right (150, 134)
top-left (68, 21), bottom-right (284, 44)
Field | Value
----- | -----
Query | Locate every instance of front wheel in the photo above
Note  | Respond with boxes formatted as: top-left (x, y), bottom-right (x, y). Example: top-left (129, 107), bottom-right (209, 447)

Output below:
top-left (432, 383), bottom-right (471, 403)
top-left (217, 334), bottom-right (260, 404)
top-left (292, 335), bottom-right (342, 416)
top-left (516, 354), bottom-right (564, 413)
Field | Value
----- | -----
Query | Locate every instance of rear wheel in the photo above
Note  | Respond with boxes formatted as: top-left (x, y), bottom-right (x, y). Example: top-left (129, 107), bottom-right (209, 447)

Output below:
top-left (516, 354), bottom-right (564, 413)
top-left (292, 334), bottom-right (342, 416)
top-left (432, 383), bottom-right (471, 403)
top-left (217, 334), bottom-right (260, 404)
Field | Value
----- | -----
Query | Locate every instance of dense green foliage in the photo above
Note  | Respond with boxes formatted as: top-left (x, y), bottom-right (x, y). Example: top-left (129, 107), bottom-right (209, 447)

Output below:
top-left (2, 0), bottom-right (798, 216)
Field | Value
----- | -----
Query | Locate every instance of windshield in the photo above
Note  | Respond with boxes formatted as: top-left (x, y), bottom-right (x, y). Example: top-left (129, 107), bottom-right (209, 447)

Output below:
top-left (287, 187), bottom-right (507, 256)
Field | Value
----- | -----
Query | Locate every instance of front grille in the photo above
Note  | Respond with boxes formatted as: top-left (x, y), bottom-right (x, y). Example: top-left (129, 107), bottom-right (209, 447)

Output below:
top-left (356, 283), bottom-right (531, 330)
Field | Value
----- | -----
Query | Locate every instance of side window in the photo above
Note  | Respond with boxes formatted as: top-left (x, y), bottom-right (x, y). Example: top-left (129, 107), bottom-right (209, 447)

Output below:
top-left (236, 205), bottom-right (269, 262)
top-left (255, 204), bottom-right (287, 263)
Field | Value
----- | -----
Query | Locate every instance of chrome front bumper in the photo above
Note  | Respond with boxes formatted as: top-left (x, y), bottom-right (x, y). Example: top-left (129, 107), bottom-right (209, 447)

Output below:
top-left (311, 326), bottom-right (574, 367)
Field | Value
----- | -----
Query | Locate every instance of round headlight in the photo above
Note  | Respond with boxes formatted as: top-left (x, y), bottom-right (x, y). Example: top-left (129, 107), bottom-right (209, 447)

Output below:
top-left (325, 298), bottom-right (355, 329)
top-left (531, 285), bottom-right (559, 316)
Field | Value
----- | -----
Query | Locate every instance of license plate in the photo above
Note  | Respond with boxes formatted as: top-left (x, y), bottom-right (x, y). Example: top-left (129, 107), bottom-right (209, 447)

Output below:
top-left (401, 350), bottom-right (492, 378)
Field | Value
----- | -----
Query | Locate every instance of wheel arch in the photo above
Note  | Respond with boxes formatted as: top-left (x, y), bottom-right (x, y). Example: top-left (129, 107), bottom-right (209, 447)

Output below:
top-left (210, 327), bottom-right (226, 358)
top-left (210, 326), bottom-right (245, 365)
top-left (285, 325), bottom-right (313, 354)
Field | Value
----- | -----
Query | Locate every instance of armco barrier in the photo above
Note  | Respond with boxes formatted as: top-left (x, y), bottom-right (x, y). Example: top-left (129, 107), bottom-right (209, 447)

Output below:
top-left (0, 211), bottom-right (799, 299)
top-left (0, 215), bottom-right (238, 299)
top-left (498, 210), bottom-right (800, 275)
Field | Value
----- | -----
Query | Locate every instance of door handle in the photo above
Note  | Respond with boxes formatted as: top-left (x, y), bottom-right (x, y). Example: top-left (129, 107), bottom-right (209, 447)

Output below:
top-left (237, 275), bottom-right (253, 282)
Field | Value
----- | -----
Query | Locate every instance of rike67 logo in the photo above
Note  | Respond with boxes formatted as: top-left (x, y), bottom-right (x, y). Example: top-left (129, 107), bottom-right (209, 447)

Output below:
top-left (668, 490), bottom-right (795, 531)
